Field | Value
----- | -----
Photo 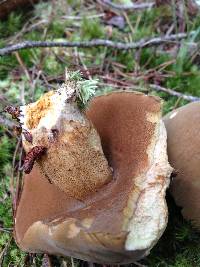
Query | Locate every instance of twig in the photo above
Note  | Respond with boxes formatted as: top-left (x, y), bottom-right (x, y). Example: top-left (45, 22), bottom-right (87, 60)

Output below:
top-left (77, 49), bottom-right (92, 80)
top-left (7, 18), bottom-right (47, 44)
top-left (98, 81), bottom-right (148, 91)
top-left (14, 51), bottom-right (31, 82)
top-left (97, 0), bottom-right (155, 10)
top-left (0, 227), bottom-right (13, 233)
top-left (61, 14), bottom-right (105, 20)
top-left (0, 32), bottom-right (195, 56)
top-left (150, 84), bottom-right (200, 102)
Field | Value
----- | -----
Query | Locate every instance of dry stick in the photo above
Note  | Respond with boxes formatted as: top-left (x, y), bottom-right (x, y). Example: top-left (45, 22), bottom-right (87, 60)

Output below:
top-left (97, 0), bottom-right (155, 10)
top-left (0, 227), bottom-right (12, 233)
top-left (0, 32), bottom-right (195, 56)
top-left (150, 84), bottom-right (200, 102)
top-left (14, 51), bottom-right (31, 82)
top-left (77, 48), bottom-right (92, 80)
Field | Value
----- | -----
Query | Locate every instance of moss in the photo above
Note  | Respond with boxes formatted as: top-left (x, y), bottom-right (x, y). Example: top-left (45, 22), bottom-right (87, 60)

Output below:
top-left (144, 194), bottom-right (200, 267)
top-left (1, 241), bottom-right (26, 267)
top-left (0, 54), bottom-right (18, 79)
top-left (0, 136), bottom-right (13, 170)
top-left (81, 18), bottom-right (105, 40)
top-left (0, 12), bottom-right (24, 38)
top-left (115, 50), bottom-right (135, 72)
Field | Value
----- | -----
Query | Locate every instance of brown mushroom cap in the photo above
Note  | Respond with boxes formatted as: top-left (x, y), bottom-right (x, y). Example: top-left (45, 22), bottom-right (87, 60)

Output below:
top-left (15, 91), bottom-right (171, 264)
top-left (164, 102), bottom-right (200, 228)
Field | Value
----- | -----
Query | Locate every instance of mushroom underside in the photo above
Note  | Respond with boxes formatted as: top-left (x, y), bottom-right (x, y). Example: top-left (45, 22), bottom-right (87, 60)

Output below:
top-left (15, 92), bottom-right (171, 264)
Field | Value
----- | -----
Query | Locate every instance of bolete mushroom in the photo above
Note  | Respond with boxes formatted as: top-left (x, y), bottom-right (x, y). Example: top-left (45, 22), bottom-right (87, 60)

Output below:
top-left (14, 81), bottom-right (172, 264)
top-left (164, 102), bottom-right (200, 228)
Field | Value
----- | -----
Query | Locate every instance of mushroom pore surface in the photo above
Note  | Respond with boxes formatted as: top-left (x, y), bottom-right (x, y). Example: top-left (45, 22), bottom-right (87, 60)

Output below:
top-left (15, 92), bottom-right (171, 264)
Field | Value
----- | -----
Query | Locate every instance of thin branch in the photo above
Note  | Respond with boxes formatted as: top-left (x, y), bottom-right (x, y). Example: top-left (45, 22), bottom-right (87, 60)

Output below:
top-left (0, 227), bottom-right (13, 233)
top-left (97, 0), bottom-right (155, 10)
top-left (0, 32), bottom-right (195, 56)
top-left (150, 84), bottom-right (200, 102)
top-left (61, 13), bottom-right (105, 20)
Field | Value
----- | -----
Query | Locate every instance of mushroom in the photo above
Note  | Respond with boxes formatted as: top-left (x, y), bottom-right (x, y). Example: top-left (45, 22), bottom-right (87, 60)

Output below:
top-left (164, 102), bottom-right (200, 228)
top-left (15, 89), bottom-right (172, 264)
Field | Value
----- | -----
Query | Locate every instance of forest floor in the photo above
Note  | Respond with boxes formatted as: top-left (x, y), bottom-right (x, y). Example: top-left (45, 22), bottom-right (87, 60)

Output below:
top-left (1, 0), bottom-right (200, 266)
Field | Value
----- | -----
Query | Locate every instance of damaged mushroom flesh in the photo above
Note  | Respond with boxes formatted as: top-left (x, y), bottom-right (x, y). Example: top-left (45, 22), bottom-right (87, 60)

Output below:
top-left (164, 102), bottom-right (200, 228)
top-left (19, 83), bottom-right (112, 200)
top-left (15, 89), bottom-right (172, 264)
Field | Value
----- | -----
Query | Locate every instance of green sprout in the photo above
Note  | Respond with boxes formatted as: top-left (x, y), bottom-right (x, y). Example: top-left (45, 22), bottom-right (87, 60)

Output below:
top-left (67, 70), bottom-right (98, 105)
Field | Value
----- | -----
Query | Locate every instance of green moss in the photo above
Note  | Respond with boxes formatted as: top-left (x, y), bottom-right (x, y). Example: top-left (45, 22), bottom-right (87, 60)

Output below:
top-left (144, 195), bottom-right (200, 267)
top-left (0, 135), bottom-right (14, 174)
top-left (0, 233), bottom-right (10, 247)
top-left (115, 51), bottom-right (135, 72)
top-left (1, 241), bottom-right (26, 267)
top-left (0, 54), bottom-right (18, 79)
top-left (0, 12), bottom-right (23, 38)
top-left (43, 53), bottom-right (65, 75)
top-left (81, 18), bottom-right (105, 40)
top-left (49, 21), bottom-right (67, 38)
top-left (0, 196), bottom-right (12, 228)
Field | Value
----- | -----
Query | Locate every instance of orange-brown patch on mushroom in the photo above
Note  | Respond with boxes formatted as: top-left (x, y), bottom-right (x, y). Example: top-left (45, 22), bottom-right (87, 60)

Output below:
top-left (26, 91), bottom-right (54, 129)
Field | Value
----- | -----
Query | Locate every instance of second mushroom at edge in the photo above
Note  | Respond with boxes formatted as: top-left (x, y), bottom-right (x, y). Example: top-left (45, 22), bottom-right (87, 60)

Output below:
top-left (164, 102), bottom-right (200, 229)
